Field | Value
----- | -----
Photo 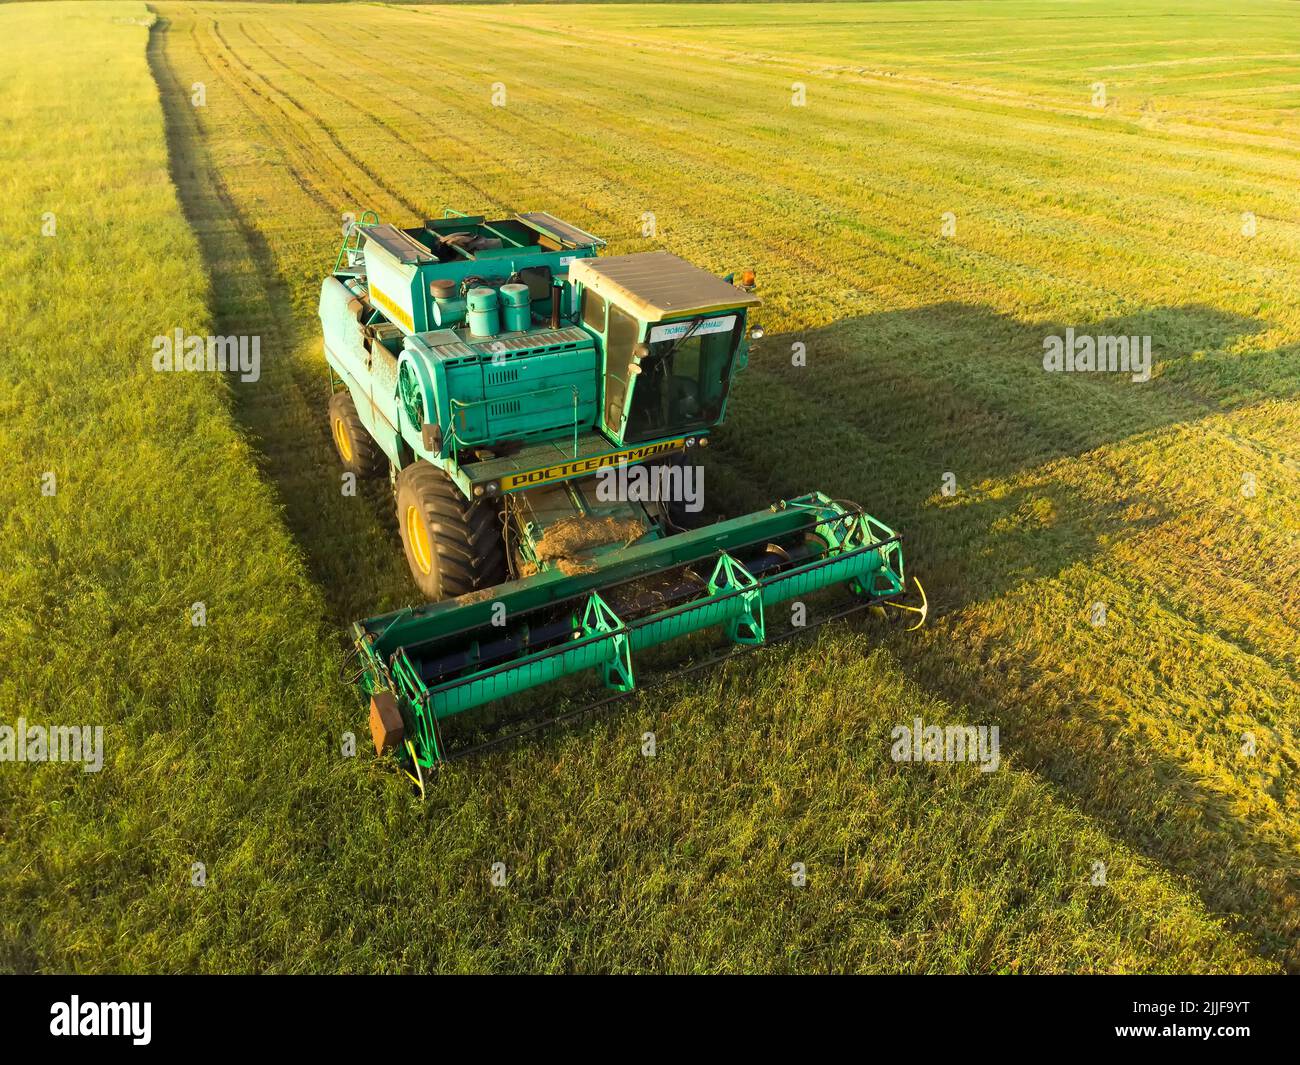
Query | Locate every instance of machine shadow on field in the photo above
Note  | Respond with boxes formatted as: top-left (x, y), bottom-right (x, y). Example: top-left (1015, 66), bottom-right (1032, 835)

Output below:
top-left (717, 302), bottom-right (1274, 514)
top-left (709, 302), bottom-right (1299, 969)
top-left (713, 300), bottom-right (1289, 608)
top-left (150, 16), bottom-right (417, 628)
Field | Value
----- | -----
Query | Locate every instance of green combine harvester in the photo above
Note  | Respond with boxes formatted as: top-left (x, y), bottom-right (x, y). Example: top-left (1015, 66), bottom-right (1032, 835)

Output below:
top-left (320, 208), bottom-right (924, 790)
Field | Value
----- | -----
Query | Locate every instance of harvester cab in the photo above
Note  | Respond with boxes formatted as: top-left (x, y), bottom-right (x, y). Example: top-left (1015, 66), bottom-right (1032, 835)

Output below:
top-left (321, 208), bottom-right (924, 784)
top-left (567, 251), bottom-right (760, 449)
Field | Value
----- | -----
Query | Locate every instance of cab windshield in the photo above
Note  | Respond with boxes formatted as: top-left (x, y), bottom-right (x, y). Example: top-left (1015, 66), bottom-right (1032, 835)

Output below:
top-left (623, 314), bottom-right (741, 443)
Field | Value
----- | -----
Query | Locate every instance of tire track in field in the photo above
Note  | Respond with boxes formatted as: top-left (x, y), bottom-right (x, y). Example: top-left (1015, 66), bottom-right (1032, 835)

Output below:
top-left (227, 19), bottom-right (510, 215)
top-left (248, 17), bottom-right (622, 233)
top-left (207, 19), bottom-right (418, 220)
top-left (150, 11), bottom-right (415, 623)
top-left (187, 16), bottom-right (362, 215)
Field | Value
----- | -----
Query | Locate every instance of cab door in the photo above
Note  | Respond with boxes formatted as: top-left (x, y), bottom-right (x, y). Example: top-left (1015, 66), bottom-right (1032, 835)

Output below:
top-left (583, 289), bottom-right (644, 446)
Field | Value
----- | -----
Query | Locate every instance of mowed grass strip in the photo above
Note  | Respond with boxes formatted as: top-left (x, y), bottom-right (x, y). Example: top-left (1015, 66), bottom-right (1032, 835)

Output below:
top-left (134, 0), bottom-right (1294, 971)
top-left (0, 0), bottom-right (1275, 972)
top-left (0, 1), bottom-right (351, 971)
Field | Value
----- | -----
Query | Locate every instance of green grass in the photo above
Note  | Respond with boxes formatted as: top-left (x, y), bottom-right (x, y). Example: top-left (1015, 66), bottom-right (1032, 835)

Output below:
top-left (0, 0), bottom-right (1295, 972)
top-left (0, 2), bottom-right (345, 970)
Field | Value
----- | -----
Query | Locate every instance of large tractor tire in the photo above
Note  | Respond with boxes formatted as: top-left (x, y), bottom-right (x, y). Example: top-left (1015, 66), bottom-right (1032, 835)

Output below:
top-left (329, 391), bottom-right (386, 479)
top-left (395, 461), bottom-right (507, 601)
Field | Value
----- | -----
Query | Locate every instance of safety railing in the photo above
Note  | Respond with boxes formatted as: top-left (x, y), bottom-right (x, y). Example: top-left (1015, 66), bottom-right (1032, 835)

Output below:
top-left (333, 209), bottom-right (380, 273)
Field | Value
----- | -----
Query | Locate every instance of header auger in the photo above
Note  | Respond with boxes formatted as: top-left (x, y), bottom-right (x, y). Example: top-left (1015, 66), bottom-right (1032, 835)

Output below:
top-left (320, 208), bottom-right (925, 787)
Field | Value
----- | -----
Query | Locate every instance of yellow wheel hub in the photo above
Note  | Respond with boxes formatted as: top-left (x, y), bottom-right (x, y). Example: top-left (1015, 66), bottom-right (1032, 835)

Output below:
top-left (333, 416), bottom-right (354, 463)
top-left (406, 505), bottom-right (433, 575)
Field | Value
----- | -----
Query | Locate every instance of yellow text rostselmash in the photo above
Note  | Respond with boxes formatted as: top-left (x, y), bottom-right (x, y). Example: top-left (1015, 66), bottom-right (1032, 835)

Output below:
top-left (499, 439), bottom-right (687, 491)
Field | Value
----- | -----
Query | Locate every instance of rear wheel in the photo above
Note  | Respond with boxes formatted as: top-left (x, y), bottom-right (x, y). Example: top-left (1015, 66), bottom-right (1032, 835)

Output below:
top-left (329, 391), bottom-right (386, 478)
top-left (395, 461), bottom-right (507, 601)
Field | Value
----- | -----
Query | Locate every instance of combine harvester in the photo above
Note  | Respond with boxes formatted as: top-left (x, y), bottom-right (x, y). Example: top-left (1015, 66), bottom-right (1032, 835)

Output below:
top-left (320, 209), bottom-right (924, 790)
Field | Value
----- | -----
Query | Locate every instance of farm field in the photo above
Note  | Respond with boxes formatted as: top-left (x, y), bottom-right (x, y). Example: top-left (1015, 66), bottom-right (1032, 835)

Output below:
top-left (1, 0), bottom-right (1297, 973)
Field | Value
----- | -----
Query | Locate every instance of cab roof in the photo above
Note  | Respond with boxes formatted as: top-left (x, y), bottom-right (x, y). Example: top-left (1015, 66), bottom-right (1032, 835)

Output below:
top-left (569, 251), bottom-right (760, 322)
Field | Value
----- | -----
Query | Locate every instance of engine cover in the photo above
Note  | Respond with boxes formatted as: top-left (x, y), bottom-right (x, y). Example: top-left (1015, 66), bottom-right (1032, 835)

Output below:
top-left (400, 326), bottom-right (600, 453)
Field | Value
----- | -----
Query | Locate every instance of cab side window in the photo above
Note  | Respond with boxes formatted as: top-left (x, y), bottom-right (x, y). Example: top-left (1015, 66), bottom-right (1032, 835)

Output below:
top-left (582, 290), bottom-right (606, 331)
top-left (604, 303), bottom-right (641, 431)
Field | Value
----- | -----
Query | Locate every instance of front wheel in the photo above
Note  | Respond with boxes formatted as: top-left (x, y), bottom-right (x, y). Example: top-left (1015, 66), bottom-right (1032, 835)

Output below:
top-left (395, 461), bottom-right (507, 601)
